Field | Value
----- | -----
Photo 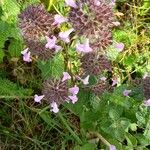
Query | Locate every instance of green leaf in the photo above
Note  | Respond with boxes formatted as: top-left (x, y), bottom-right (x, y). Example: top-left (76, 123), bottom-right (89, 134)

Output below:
top-left (8, 39), bottom-right (23, 57)
top-left (74, 143), bottom-right (97, 150)
top-left (125, 132), bottom-right (137, 147)
top-left (1, 0), bottom-right (20, 23)
top-left (109, 108), bottom-right (120, 120)
top-left (65, 89), bottom-right (93, 116)
top-left (0, 21), bottom-right (21, 50)
top-left (0, 49), bottom-right (4, 62)
top-left (37, 54), bottom-right (64, 79)
top-left (0, 77), bottom-right (33, 97)
top-left (51, 54), bottom-right (64, 78)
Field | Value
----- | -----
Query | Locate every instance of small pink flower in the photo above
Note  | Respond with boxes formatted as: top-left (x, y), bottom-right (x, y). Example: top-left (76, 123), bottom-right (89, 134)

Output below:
top-left (100, 76), bottom-right (107, 81)
top-left (112, 21), bottom-right (120, 26)
top-left (34, 94), bottom-right (44, 103)
top-left (110, 145), bottom-right (116, 150)
top-left (68, 95), bottom-right (78, 104)
top-left (112, 79), bottom-right (118, 86)
top-left (76, 39), bottom-right (93, 53)
top-left (53, 14), bottom-right (68, 25)
top-left (59, 28), bottom-right (74, 43)
top-left (45, 36), bottom-right (62, 52)
top-left (21, 48), bottom-right (32, 62)
top-left (45, 36), bottom-right (57, 49)
top-left (69, 85), bottom-right (79, 95)
top-left (77, 75), bottom-right (90, 85)
top-left (114, 43), bottom-right (124, 52)
top-left (50, 101), bottom-right (59, 113)
top-left (62, 72), bottom-right (71, 82)
top-left (123, 89), bottom-right (131, 97)
top-left (65, 0), bottom-right (78, 8)
top-left (144, 99), bottom-right (150, 106)
top-left (110, 0), bottom-right (116, 6)
top-left (94, 0), bottom-right (100, 6)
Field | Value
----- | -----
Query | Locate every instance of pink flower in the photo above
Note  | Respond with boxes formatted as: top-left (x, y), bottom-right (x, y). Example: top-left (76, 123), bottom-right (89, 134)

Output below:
top-left (123, 89), bottom-right (131, 97)
top-left (77, 75), bottom-right (90, 85)
top-left (21, 48), bottom-right (32, 62)
top-left (50, 101), bottom-right (59, 113)
top-left (76, 39), bottom-right (93, 53)
top-left (68, 95), bottom-right (78, 104)
top-left (112, 79), bottom-right (118, 86)
top-left (45, 36), bottom-right (57, 49)
top-left (65, 0), bottom-right (78, 8)
top-left (94, 0), bottom-right (100, 6)
top-left (112, 21), bottom-right (120, 26)
top-left (110, 145), bottom-right (116, 150)
top-left (53, 14), bottom-right (68, 25)
top-left (59, 28), bottom-right (74, 43)
top-left (69, 85), bottom-right (79, 95)
top-left (144, 99), bottom-right (150, 106)
top-left (62, 72), bottom-right (71, 82)
top-left (45, 36), bottom-right (62, 52)
top-left (100, 76), bottom-right (107, 81)
top-left (114, 43), bottom-right (124, 52)
top-left (34, 94), bottom-right (44, 103)
top-left (110, 0), bottom-right (116, 6)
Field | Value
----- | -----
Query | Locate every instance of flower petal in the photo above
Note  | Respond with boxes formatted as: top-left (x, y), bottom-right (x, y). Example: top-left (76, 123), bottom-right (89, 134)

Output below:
top-left (45, 36), bottom-right (57, 49)
top-left (65, 0), bottom-right (78, 8)
top-left (100, 76), bottom-right (107, 81)
top-left (94, 0), bottom-right (100, 6)
top-left (144, 99), bottom-right (150, 106)
top-left (21, 48), bottom-right (29, 55)
top-left (112, 21), bottom-right (120, 26)
top-left (81, 75), bottom-right (90, 85)
top-left (114, 43), bottom-right (124, 52)
top-left (34, 94), bottom-right (44, 103)
top-left (110, 145), bottom-right (116, 150)
top-left (123, 89), bottom-right (131, 97)
top-left (62, 72), bottom-right (71, 82)
top-left (76, 39), bottom-right (93, 53)
top-left (50, 101), bottom-right (59, 113)
top-left (59, 28), bottom-right (74, 43)
top-left (68, 95), bottom-right (78, 104)
top-left (69, 85), bottom-right (79, 95)
top-left (23, 51), bottom-right (32, 62)
top-left (53, 14), bottom-right (68, 25)
top-left (112, 79), bottom-right (118, 86)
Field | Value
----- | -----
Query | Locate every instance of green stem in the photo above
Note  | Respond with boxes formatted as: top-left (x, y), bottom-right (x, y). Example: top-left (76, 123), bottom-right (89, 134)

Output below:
top-left (47, 0), bottom-right (54, 11)
top-left (58, 112), bottom-right (82, 145)
top-left (89, 131), bottom-right (111, 147)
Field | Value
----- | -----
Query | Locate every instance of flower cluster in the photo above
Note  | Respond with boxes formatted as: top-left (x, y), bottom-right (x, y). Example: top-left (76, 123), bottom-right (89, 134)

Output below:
top-left (34, 72), bottom-right (79, 113)
top-left (18, 0), bottom-right (124, 111)
top-left (19, 4), bottom-right (73, 61)
top-left (68, 0), bottom-right (115, 51)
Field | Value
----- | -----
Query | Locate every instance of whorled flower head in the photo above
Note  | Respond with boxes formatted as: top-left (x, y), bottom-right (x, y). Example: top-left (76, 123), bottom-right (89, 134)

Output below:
top-left (81, 52), bottom-right (112, 75)
top-left (18, 4), bottom-right (60, 60)
top-left (19, 4), bottom-right (55, 41)
top-left (42, 73), bottom-right (79, 105)
top-left (42, 78), bottom-right (69, 105)
top-left (68, 0), bottom-right (114, 50)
